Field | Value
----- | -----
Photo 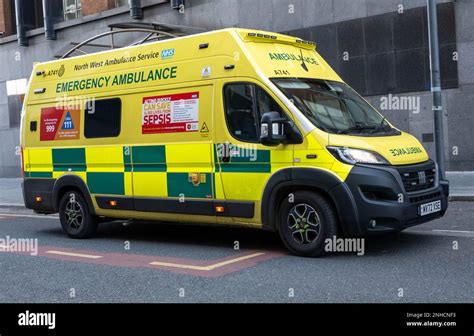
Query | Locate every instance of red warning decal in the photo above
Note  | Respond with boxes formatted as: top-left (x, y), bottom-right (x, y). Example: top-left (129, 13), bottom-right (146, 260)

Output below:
top-left (142, 92), bottom-right (199, 134)
top-left (40, 107), bottom-right (80, 141)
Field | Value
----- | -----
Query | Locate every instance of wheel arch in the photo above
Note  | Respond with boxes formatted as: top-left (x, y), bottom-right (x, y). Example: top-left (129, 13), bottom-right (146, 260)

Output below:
top-left (261, 167), bottom-right (361, 236)
top-left (52, 174), bottom-right (96, 215)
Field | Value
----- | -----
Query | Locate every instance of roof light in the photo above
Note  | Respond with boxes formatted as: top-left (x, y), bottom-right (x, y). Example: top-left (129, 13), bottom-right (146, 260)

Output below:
top-left (247, 32), bottom-right (278, 40)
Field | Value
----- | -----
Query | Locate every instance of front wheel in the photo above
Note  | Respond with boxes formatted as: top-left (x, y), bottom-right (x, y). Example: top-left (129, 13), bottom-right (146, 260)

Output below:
top-left (59, 191), bottom-right (98, 239)
top-left (278, 191), bottom-right (338, 257)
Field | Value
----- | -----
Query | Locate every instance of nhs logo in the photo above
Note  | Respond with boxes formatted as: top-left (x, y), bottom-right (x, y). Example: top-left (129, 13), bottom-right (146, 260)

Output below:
top-left (161, 48), bottom-right (175, 60)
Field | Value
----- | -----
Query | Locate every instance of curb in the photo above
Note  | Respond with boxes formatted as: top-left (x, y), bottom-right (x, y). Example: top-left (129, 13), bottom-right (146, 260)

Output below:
top-left (449, 195), bottom-right (474, 202)
top-left (0, 204), bottom-right (35, 215)
top-left (0, 203), bottom-right (25, 209)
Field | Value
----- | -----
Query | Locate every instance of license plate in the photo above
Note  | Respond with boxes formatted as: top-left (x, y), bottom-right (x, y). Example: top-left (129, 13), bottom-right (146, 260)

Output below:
top-left (419, 200), bottom-right (441, 216)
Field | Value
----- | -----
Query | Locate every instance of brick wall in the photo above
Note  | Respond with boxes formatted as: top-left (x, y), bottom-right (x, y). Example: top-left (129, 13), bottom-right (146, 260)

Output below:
top-left (0, 0), bottom-right (15, 36)
top-left (81, 0), bottom-right (116, 17)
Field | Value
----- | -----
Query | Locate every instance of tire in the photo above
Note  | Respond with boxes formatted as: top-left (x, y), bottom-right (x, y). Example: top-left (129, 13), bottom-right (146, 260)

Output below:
top-left (277, 191), bottom-right (338, 257)
top-left (59, 190), bottom-right (98, 239)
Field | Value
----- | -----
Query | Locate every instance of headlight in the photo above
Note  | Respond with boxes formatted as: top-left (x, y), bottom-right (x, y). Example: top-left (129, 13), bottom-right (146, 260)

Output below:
top-left (327, 146), bottom-right (389, 165)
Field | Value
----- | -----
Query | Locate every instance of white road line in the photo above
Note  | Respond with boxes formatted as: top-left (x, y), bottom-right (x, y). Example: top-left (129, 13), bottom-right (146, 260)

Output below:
top-left (46, 250), bottom-right (103, 259)
top-left (407, 230), bottom-right (474, 238)
top-left (0, 213), bottom-right (58, 219)
top-left (432, 229), bottom-right (474, 234)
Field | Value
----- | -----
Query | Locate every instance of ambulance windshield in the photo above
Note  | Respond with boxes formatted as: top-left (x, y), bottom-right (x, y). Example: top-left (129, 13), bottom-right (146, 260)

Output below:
top-left (272, 78), bottom-right (399, 136)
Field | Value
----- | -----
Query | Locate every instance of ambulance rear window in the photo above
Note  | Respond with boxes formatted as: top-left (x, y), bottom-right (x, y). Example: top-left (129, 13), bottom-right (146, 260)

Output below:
top-left (84, 98), bottom-right (121, 138)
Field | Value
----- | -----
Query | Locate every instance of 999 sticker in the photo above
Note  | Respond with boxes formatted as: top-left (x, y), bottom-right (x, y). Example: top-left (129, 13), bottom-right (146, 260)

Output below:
top-left (142, 92), bottom-right (199, 134)
top-left (40, 107), bottom-right (80, 141)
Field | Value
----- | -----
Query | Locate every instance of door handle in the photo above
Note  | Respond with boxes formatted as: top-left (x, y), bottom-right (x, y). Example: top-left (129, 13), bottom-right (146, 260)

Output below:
top-left (218, 143), bottom-right (231, 163)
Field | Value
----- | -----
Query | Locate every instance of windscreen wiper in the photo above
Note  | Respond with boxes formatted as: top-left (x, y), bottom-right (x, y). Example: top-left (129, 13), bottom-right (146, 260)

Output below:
top-left (369, 117), bottom-right (392, 133)
top-left (337, 125), bottom-right (377, 134)
top-left (300, 49), bottom-right (308, 72)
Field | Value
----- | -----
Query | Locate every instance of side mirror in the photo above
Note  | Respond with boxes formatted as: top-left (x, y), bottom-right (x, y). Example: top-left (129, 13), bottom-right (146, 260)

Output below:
top-left (261, 111), bottom-right (293, 146)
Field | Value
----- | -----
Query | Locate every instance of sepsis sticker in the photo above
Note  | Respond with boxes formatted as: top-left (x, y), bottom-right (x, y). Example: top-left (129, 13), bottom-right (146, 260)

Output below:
top-left (40, 107), bottom-right (80, 141)
top-left (142, 92), bottom-right (199, 134)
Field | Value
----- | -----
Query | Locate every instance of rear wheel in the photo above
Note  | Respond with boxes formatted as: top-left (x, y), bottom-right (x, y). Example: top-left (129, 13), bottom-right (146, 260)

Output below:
top-left (59, 191), bottom-right (98, 239)
top-left (277, 191), bottom-right (338, 257)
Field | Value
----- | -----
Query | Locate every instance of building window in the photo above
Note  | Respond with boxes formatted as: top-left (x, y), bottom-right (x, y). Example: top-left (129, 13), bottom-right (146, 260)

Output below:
top-left (11, 0), bottom-right (44, 33)
top-left (115, 0), bottom-right (129, 7)
top-left (6, 78), bottom-right (27, 128)
top-left (84, 98), bottom-right (121, 138)
top-left (287, 2), bottom-right (458, 96)
top-left (63, 0), bottom-right (82, 21)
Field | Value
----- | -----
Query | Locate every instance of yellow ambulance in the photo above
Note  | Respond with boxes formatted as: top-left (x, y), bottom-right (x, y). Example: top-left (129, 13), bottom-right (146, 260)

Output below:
top-left (21, 28), bottom-right (449, 256)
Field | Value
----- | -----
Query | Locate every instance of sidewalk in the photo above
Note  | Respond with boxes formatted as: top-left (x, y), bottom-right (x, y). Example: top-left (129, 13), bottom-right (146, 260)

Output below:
top-left (0, 178), bottom-right (24, 206)
top-left (0, 173), bottom-right (472, 211)
top-left (446, 172), bottom-right (474, 200)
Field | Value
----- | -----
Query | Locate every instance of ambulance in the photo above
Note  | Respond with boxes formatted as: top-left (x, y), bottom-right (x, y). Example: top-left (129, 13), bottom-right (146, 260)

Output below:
top-left (21, 28), bottom-right (449, 256)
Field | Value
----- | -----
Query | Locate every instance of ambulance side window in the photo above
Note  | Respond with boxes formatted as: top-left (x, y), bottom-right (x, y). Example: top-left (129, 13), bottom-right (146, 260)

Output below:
top-left (224, 84), bottom-right (284, 143)
top-left (255, 86), bottom-right (284, 118)
top-left (84, 98), bottom-right (121, 138)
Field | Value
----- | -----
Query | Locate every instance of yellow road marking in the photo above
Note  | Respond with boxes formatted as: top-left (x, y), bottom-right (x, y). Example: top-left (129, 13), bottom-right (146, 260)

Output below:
top-left (149, 252), bottom-right (265, 271)
top-left (46, 250), bottom-right (103, 259)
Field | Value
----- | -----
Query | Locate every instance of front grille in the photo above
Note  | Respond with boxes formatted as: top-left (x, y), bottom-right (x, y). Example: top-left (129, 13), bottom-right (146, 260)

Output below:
top-left (362, 191), bottom-right (377, 200)
top-left (409, 191), bottom-right (441, 204)
top-left (397, 162), bottom-right (436, 193)
top-left (361, 187), bottom-right (398, 201)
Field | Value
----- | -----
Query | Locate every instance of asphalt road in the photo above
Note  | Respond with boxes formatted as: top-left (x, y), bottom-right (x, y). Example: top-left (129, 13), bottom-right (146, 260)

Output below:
top-left (0, 202), bottom-right (472, 303)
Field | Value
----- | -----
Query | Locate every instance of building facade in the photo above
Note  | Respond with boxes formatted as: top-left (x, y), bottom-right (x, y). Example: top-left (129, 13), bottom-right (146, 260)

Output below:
top-left (0, 0), bottom-right (472, 177)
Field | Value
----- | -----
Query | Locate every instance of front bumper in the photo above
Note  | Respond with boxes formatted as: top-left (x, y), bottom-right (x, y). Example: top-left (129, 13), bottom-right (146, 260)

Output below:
top-left (331, 160), bottom-right (449, 235)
